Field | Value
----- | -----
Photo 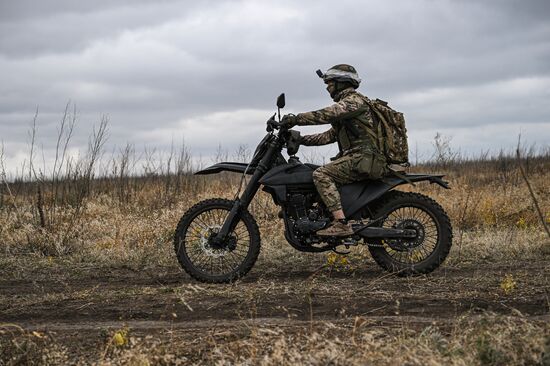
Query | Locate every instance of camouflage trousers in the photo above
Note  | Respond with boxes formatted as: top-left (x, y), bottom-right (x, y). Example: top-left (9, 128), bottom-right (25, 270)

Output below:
top-left (312, 151), bottom-right (387, 212)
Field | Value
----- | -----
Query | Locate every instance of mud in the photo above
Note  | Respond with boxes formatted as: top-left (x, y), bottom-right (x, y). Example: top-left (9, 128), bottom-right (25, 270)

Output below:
top-left (1, 260), bottom-right (548, 332)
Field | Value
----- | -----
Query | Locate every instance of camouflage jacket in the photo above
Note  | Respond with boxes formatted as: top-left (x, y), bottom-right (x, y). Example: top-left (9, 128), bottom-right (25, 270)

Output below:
top-left (295, 88), bottom-right (379, 155)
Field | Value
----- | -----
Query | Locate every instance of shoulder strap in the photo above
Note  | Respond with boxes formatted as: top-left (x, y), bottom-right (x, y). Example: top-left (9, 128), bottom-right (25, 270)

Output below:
top-left (362, 99), bottom-right (386, 153)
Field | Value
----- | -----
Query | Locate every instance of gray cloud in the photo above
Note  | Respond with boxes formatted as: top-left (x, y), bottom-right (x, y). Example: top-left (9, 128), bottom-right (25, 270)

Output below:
top-left (1, 0), bottom-right (549, 173)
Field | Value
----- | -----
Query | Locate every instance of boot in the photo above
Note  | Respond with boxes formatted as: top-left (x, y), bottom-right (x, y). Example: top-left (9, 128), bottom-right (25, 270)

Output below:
top-left (316, 219), bottom-right (354, 237)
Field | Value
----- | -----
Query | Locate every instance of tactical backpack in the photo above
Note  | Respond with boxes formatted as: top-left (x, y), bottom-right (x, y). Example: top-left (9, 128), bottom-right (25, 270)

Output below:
top-left (365, 98), bottom-right (409, 165)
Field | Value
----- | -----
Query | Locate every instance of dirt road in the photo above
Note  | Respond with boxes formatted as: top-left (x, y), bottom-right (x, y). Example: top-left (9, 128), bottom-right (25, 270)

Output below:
top-left (2, 258), bottom-right (548, 329)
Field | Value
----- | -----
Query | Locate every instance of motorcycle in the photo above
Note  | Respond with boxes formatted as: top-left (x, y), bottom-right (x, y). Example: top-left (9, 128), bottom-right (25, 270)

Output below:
top-left (174, 94), bottom-right (453, 283)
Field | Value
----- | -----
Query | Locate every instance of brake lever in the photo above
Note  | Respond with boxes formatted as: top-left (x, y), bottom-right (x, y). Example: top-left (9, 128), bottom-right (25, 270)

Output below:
top-left (266, 113), bottom-right (279, 132)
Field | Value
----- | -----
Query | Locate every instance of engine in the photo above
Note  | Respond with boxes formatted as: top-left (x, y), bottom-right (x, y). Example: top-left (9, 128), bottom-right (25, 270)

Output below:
top-left (286, 193), bottom-right (329, 236)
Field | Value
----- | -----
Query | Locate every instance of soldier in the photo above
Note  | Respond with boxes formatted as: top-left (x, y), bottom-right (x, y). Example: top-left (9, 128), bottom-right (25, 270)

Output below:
top-left (282, 64), bottom-right (387, 237)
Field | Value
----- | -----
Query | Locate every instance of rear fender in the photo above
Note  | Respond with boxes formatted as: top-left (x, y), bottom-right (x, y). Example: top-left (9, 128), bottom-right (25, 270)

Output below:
top-left (341, 174), bottom-right (449, 219)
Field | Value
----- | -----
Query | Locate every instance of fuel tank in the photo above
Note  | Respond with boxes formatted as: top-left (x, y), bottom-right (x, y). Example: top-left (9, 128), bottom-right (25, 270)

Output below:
top-left (259, 162), bottom-right (319, 186)
top-left (259, 162), bottom-right (318, 204)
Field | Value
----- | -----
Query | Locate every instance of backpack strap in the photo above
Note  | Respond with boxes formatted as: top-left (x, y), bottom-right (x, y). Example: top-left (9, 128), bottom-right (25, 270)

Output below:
top-left (363, 99), bottom-right (386, 153)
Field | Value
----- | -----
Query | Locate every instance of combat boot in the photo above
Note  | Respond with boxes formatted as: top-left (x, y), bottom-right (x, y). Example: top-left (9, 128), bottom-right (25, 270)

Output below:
top-left (316, 219), bottom-right (354, 237)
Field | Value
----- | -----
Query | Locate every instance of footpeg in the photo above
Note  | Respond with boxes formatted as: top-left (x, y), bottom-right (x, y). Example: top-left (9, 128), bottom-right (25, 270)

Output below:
top-left (332, 248), bottom-right (350, 255)
top-left (342, 238), bottom-right (359, 247)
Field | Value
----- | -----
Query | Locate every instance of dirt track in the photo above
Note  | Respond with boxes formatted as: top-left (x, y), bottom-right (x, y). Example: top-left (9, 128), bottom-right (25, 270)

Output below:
top-left (1, 259), bottom-right (548, 334)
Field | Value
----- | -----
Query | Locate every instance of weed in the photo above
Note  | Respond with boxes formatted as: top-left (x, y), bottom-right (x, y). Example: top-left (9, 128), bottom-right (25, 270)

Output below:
top-left (500, 274), bottom-right (517, 295)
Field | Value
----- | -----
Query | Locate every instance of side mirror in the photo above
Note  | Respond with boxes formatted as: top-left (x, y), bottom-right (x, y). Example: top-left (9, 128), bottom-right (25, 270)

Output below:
top-left (276, 93), bottom-right (285, 109)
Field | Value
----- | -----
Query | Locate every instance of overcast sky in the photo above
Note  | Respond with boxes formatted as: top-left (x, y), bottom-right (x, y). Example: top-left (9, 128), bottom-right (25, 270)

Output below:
top-left (1, 0), bottom-right (549, 174)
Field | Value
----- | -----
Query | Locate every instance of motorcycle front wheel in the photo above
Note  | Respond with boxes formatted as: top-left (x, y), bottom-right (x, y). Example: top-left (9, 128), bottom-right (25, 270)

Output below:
top-left (367, 191), bottom-right (453, 276)
top-left (174, 198), bottom-right (261, 283)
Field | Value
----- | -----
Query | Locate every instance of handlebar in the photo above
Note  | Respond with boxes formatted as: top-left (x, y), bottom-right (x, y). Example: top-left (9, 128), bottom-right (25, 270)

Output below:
top-left (266, 113), bottom-right (289, 133)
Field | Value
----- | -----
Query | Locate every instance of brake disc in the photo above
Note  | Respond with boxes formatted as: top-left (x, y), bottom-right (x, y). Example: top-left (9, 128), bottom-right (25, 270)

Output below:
top-left (199, 225), bottom-right (237, 258)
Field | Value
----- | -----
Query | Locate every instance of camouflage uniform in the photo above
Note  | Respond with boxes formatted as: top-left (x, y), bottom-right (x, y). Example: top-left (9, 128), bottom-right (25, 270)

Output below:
top-left (295, 87), bottom-right (387, 212)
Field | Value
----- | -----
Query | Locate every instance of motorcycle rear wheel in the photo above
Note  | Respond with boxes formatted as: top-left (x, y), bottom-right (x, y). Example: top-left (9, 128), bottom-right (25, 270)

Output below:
top-left (174, 198), bottom-right (261, 283)
top-left (367, 191), bottom-right (453, 276)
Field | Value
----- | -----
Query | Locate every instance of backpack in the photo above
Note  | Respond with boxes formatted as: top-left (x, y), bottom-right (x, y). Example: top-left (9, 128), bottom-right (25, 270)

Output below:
top-left (365, 98), bottom-right (409, 165)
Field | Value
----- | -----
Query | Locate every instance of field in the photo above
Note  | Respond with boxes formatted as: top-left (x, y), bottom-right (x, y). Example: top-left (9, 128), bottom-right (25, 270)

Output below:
top-left (1, 146), bottom-right (549, 365)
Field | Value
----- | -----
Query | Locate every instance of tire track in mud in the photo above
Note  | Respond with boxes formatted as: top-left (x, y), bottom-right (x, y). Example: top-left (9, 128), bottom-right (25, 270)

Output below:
top-left (1, 260), bottom-right (548, 334)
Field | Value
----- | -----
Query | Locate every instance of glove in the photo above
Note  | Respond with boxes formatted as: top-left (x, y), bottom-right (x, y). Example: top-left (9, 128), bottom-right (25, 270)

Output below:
top-left (281, 114), bottom-right (298, 128)
top-left (287, 130), bottom-right (302, 155)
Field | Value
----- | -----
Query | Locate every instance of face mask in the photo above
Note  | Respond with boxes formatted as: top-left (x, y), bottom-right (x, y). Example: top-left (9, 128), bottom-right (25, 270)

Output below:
top-left (325, 82), bottom-right (337, 99)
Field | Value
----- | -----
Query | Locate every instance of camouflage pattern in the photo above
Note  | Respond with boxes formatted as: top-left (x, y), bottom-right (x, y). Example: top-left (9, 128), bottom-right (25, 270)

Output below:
top-left (296, 87), bottom-right (387, 212)
top-left (312, 151), bottom-right (387, 211)
top-left (321, 64), bottom-right (361, 88)
top-left (299, 127), bottom-right (336, 146)
top-left (297, 87), bottom-right (378, 152)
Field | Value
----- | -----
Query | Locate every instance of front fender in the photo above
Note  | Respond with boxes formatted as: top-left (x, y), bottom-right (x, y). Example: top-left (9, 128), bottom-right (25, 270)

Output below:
top-left (194, 162), bottom-right (254, 175)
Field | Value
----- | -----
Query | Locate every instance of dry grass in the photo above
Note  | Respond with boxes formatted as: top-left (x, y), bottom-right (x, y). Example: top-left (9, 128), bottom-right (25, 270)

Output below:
top-left (1, 313), bottom-right (549, 365)
top-left (1, 155), bottom-right (548, 263)
top-left (1, 123), bottom-right (549, 364)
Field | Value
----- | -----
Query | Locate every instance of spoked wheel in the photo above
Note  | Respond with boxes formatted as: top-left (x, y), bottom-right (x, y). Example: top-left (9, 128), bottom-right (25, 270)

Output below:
top-left (367, 191), bottom-right (453, 276)
top-left (174, 198), bottom-right (261, 283)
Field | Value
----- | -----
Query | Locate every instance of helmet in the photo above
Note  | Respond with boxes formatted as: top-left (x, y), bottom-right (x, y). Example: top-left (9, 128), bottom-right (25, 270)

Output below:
top-left (318, 64), bottom-right (361, 88)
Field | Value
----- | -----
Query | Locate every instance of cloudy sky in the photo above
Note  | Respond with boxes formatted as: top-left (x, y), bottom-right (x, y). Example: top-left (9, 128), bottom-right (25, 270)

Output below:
top-left (1, 0), bottom-right (549, 174)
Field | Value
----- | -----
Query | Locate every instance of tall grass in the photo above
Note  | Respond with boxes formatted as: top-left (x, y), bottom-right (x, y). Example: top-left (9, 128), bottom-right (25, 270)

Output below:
top-left (0, 109), bottom-right (548, 260)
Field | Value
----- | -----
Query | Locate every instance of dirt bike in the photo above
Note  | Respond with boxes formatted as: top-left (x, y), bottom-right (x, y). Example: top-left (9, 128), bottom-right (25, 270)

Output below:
top-left (174, 94), bottom-right (453, 283)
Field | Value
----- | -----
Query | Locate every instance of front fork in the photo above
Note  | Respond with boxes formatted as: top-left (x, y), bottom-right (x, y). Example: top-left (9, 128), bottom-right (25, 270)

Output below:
top-left (214, 139), bottom-right (280, 242)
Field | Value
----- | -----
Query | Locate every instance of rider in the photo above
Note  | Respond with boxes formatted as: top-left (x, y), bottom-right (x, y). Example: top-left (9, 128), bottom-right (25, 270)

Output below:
top-left (282, 64), bottom-right (387, 237)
